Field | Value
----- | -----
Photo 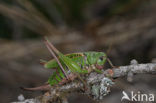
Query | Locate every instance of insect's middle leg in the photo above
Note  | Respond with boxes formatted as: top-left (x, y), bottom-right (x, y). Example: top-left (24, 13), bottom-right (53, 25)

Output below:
top-left (76, 73), bottom-right (89, 91)
top-left (60, 72), bottom-right (88, 90)
top-left (59, 73), bottom-right (77, 85)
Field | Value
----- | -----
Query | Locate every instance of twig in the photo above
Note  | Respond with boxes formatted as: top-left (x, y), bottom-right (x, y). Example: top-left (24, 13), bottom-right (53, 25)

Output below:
top-left (13, 60), bottom-right (156, 103)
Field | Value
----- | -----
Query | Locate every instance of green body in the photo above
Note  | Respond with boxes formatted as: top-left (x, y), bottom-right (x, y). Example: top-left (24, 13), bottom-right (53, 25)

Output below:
top-left (44, 52), bottom-right (107, 86)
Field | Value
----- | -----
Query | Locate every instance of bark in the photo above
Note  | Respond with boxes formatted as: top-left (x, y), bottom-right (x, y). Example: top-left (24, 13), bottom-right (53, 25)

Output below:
top-left (12, 60), bottom-right (156, 103)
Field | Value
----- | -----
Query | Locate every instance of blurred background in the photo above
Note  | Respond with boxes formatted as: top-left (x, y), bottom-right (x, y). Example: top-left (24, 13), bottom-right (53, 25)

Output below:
top-left (0, 0), bottom-right (156, 103)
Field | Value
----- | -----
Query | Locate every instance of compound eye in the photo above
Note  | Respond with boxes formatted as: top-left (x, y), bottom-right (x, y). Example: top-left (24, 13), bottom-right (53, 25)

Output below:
top-left (99, 56), bottom-right (103, 61)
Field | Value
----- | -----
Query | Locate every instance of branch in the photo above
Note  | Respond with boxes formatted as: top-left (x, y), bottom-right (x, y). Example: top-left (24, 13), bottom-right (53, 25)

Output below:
top-left (12, 60), bottom-right (156, 103)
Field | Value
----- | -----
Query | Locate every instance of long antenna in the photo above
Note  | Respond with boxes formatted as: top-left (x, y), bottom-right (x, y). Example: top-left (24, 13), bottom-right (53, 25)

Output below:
top-left (44, 38), bottom-right (69, 79)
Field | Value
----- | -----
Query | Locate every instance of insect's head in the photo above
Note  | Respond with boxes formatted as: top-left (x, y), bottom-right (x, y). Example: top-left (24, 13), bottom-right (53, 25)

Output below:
top-left (96, 52), bottom-right (107, 69)
top-left (85, 52), bottom-right (107, 70)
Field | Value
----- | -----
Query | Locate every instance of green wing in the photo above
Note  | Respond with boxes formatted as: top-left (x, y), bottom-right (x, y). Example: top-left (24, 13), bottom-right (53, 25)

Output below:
top-left (59, 53), bottom-right (88, 73)
top-left (44, 53), bottom-right (85, 69)
top-left (45, 53), bottom-right (88, 86)
top-left (44, 59), bottom-right (62, 69)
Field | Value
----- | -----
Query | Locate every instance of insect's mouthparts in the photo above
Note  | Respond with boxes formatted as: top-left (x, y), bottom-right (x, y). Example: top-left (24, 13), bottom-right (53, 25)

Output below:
top-left (96, 65), bottom-right (103, 70)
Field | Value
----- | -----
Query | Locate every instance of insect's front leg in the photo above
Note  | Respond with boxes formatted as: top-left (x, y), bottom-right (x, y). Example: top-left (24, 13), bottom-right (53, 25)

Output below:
top-left (106, 58), bottom-right (115, 68)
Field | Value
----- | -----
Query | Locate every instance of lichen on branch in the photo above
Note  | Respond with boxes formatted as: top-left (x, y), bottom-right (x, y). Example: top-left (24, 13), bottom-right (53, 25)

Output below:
top-left (13, 60), bottom-right (156, 103)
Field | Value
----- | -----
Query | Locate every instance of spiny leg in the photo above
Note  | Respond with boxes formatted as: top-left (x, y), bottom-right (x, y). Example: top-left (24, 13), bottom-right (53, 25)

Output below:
top-left (106, 58), bottom-right (115, 68)
top-left (44, 39), bottom-right (69, 79)
top-left (77, 73), bottom-right (87, 84)
top-left (105, 40), bottom-right (115, 68)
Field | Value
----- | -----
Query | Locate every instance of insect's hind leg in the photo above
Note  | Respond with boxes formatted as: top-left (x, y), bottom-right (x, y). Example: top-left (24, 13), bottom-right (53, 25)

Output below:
top-left (44, 38), bottom-right (69, 79)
